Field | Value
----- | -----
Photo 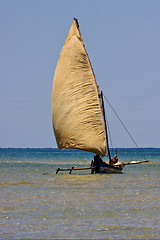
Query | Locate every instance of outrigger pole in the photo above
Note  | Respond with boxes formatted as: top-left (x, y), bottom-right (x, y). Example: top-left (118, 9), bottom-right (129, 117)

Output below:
top-left (56, 166), bottom-right (95, 174)
top-left (101, 91), bottom-right (112, 164)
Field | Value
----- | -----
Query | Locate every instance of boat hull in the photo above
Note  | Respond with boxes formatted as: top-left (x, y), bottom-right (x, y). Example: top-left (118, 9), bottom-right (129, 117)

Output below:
top-left (99, 164), bottom-right (123, 174)
top-left (91, 162), bottom-right (123, 174)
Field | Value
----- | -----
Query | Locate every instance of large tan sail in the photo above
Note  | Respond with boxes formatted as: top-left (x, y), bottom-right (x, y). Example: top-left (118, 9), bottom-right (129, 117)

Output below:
top-left (52, 19), bottom-right (107, 157)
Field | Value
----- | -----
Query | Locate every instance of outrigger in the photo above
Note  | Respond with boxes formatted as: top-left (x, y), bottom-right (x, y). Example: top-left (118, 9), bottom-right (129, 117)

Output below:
top-left (55, 160), bottom-right (149, 174)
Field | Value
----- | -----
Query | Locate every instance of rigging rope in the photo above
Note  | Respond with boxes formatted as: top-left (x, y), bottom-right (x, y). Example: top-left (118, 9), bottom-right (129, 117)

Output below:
top-left (104, 94), bottom-right (148, 161)
top-left (103, 94), bottom-right (140, 149)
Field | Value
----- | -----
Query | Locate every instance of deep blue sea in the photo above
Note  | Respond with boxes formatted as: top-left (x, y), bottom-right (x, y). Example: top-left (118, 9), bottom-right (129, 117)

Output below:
top-left (0, 148), bottom-right (160, 239)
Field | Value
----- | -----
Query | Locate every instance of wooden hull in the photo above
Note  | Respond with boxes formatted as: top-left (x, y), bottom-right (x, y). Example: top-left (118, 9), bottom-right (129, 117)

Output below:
top-left (99, 164), bottom-right (123, 174)
top-left (92, 162), bottom-right (123, 174)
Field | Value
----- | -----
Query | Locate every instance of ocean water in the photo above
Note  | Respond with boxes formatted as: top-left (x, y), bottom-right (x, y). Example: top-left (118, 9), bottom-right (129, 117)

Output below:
top-left (0, 148), bottom-right (160, 239)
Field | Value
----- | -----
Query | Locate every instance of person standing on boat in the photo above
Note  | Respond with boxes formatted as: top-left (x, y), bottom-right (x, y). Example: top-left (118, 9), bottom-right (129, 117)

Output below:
top-left (90, 154), bottom-right (103, 173)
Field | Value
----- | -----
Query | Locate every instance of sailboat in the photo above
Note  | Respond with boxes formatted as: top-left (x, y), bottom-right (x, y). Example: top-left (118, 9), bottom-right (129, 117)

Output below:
top-left (52, 18), bottom-right (148, 174)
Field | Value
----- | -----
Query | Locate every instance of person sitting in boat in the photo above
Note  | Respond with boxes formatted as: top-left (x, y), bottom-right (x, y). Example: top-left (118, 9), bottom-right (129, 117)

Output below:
top-left (111, 153), bottom-right (118, 165)
top-left (91, 154), bottom-right (103, 173)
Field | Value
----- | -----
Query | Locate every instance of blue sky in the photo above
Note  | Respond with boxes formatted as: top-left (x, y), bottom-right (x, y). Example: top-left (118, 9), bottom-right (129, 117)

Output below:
top-left (1, 0), bottom-right (160, 148)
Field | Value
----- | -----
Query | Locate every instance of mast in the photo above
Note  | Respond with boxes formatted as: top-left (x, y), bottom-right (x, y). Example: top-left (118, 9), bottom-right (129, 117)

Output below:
top-left (101, 91), bottom-right (112, 164)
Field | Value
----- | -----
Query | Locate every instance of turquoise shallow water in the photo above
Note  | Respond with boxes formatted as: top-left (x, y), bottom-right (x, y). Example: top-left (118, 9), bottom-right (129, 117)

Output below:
top-left (0, 148), bottom-right (160, 239)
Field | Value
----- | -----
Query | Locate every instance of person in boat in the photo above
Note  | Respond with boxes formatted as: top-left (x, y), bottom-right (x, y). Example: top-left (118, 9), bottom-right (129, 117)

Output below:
top-left (110, 153), bottom-right (118, 165)
top-left (90, 154), bottom-right (103, 173)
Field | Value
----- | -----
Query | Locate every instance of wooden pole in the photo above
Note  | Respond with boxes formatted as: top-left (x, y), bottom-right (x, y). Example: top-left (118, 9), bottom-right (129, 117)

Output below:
top-left (122, 160), bottom-right (149, 166)
top-left (101, 91), bottom-right (112, 164)
top-left (56, 166), bottom-right (94, 174)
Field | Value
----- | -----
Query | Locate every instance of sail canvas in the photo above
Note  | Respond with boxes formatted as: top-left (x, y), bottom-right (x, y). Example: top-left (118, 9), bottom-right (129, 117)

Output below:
top-left (52, 19), bottom-right (107, 157)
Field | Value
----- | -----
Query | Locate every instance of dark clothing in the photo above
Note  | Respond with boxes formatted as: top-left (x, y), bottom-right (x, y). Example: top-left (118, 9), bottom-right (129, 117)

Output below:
top-left (90, 154), bottom-right (103, 173)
